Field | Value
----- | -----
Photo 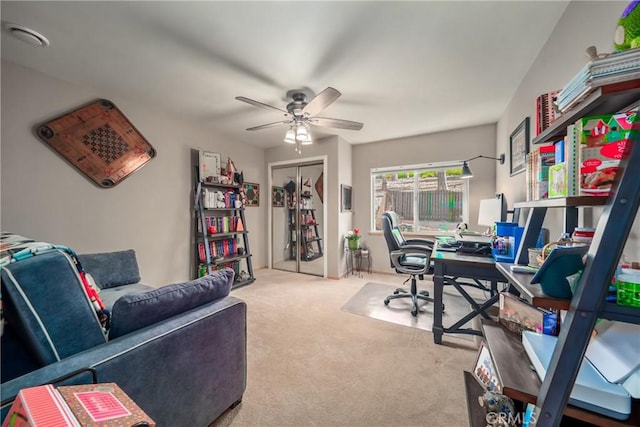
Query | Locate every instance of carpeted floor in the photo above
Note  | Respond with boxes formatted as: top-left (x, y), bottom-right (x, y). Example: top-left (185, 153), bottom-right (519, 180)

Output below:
top-left (341, 282), bottom-right (478, 340)
top-left (212, 269), bottom-right (480, 427)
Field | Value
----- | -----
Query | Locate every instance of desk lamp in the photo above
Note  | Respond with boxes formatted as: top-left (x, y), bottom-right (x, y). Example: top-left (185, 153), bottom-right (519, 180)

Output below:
top-left (460, 154), bottom-right (505, 179)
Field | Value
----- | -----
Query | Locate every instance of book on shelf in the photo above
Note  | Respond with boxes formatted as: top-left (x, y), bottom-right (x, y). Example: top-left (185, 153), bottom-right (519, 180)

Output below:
top-left (535, 90), bottom-right (560, 136)
top-left (525, 144), bottom-right (555, 201)
top-left (548, 124), bottom-right (580, 198)
top-left (555, 48), bottom-right (640, 112)
top-left (576, 110), bottom-right (637, 196)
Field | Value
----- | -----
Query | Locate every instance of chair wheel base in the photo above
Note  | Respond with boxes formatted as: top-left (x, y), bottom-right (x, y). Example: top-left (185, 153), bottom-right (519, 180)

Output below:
top-left (384, 299), bottom-right (390, 305)
top-left (411, 309), bottom-right (418, 317)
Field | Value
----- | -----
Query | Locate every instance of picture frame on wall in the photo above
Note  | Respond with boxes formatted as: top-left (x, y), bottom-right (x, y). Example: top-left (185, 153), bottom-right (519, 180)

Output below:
top-left (509, 117), bottom-right (530, 176)
top-left (272, 186), bottom-right (284, 207)
top-left (199, 150), bottom-right (221, 181)
top-left (243, 182), bottom-right (260, 207)
top-left (341, 185), bottom-right (352, 212)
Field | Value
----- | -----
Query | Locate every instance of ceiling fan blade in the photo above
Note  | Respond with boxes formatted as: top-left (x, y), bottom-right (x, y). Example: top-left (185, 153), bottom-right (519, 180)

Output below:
top-left (310, 117), bottom-right (364, 131)
top-left (302, 87), bottom-right (341, 116)
top-left (236, 96), bottom-right (288, 115)
top-left (246, 120), bottom-right (291, 131)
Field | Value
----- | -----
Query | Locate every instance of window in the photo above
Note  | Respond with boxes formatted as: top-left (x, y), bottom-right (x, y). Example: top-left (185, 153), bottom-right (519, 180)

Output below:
top-left (371, 162), bottom-right (468, 233)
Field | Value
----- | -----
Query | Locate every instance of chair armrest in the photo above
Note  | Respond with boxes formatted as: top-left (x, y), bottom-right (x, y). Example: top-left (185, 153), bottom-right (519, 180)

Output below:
top-left (389, 246), bottom-right (431, 275)
top-left (1, 296), bottom-right (247, 426)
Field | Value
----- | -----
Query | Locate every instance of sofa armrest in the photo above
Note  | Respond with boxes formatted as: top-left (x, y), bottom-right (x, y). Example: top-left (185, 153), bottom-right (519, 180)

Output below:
top-left (1, 296), bottom-right (247, 426)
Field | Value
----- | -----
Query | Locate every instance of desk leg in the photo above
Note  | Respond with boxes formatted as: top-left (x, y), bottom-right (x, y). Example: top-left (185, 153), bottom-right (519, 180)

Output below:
top-left (433, 263), bottom-right (445, 345)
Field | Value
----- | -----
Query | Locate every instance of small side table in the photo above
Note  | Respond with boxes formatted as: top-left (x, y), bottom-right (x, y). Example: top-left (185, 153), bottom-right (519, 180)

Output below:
top-left (345, 248), bottom-right (372, 277)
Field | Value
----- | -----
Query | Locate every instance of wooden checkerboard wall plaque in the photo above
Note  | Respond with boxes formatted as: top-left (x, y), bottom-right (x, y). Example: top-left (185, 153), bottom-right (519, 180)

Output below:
top-left (36, 99), bottom-right (156, 188)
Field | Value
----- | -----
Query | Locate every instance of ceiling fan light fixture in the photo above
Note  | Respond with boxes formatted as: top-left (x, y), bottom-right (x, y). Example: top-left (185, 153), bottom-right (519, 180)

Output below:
top-left (295, 123), bottom-right (309, 142)
top-left (284, 127), bottom-right (296, 144)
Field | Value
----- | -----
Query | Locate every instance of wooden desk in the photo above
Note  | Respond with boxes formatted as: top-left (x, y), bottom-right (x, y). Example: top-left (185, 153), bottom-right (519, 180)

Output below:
top-left (431, 245), bottom-right (507, 344)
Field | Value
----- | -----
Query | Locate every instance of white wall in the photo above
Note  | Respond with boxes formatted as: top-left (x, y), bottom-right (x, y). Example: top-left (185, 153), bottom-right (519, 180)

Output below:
top-left (0, 60), bottom-right (267, 285)
top-left (352, 123), bottom-right (497, 273)
top-left (496, 1), bottom-right (639, 260)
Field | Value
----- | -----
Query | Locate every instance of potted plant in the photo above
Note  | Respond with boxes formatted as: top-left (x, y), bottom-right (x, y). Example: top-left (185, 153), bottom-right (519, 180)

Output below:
top-left (345, 228), bottom-right (361, 250)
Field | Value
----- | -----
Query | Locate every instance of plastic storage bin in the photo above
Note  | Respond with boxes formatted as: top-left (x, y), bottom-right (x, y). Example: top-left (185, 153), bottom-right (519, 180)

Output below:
top-left (617, 269), bottom-right (640, 308)
top-left (492, 225), bottom-right (525, 263)
top-left (495, 222), bottom-right (518, 236)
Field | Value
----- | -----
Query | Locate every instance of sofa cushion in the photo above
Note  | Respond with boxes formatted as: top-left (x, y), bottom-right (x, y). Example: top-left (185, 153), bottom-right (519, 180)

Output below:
top-left (108, 268), bottom-right (235, 339)
top-left (98, 283), bottom-right (156, 311)
top-left (78, 250), bottom-right (140, 289)
top-left (1, 250), bottom-right (107, 366)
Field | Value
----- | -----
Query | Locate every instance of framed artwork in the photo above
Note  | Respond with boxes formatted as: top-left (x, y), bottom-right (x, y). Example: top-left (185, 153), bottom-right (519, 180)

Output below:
top-left (272, 186), bottom-right (284, 207)
top-left (473, 342), bottom-right (502, 393)
top-left (315, 172), bottom-right (324, 203)
top-left (341, 185), bottom-right (352, 212)
top-left (509, 117), bottom-right (530, 176)
top-left (243, 182), bottom-right (260, 207)
top-left (198, 150), bottom-right (221, 182)
top-left (35, 99), bottom-right (156, 188)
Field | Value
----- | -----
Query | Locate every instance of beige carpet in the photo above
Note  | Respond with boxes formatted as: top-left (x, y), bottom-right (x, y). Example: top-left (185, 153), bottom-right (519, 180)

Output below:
top-left (212, 269), bottom-right (479, 427)
top-left (341, 282), bottom-right (477, 341)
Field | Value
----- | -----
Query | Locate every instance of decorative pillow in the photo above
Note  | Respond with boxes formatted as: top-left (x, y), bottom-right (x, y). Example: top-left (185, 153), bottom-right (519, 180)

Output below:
top-left (78, 250), bottom-right (140, 289)
top-left (108, 268), bottom-right (234, 339)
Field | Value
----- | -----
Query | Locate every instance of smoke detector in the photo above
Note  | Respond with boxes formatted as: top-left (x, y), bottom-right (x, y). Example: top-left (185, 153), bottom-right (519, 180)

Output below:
top-left (3, 22), bottom-right (50, 47)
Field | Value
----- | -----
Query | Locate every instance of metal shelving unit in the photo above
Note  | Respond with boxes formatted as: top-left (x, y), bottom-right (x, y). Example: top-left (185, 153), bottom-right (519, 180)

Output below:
top-left (194, 178), bottom-right (255, 288)
top-left (288, 207), bottom-right (323, 261)
top-left (484, 83), bottom-right (640, 426)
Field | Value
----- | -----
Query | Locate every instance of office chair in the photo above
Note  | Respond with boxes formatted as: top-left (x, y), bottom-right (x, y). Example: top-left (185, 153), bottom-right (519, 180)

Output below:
top-left (381, 211), bottom-right (438, 317)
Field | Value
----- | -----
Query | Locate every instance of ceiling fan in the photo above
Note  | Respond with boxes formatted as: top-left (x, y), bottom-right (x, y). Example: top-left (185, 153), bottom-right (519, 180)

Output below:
top-left (235, 87), bottom-right (364, 133)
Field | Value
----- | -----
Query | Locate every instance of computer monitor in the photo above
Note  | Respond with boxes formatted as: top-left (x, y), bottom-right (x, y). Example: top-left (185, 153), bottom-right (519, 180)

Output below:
top-left (478, 194), bottom-right (507, 226)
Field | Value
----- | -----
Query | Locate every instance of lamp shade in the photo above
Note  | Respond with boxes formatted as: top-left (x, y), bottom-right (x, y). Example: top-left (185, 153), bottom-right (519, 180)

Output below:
top-left (295, 123), bottom-right (309, 141)
top-left (461, 161), bottom-right (473, 179)
top-left (284, 128), bottom-right (296, 144)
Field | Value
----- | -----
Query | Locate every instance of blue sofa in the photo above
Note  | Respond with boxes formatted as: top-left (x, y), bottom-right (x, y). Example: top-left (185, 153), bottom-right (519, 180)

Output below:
top-left (1, 246), bottom-right (247, 426)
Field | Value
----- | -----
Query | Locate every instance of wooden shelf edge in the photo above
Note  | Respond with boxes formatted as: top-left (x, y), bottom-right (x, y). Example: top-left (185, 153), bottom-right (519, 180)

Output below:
top-left (494, 263), bottom-right (570, 310)
top-left (481, 320), bottom-right (640, 426)
top-left (201, 182), bottom-right (241, 189)
top-left (203, 207), bottom-right (245, 211)
top-left (232, 277), bottom-right (255, 289)
top-left (207, 253), bottom-right (252, 265)
top-left (513, 196), bottom-right (608, 209)
top-left (532, 80), bottom-right (640, 145)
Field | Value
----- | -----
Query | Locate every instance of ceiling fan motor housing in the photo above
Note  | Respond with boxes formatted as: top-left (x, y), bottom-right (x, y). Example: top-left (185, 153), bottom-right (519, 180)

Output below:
top-left (287, 92), bottom-right (308, 116)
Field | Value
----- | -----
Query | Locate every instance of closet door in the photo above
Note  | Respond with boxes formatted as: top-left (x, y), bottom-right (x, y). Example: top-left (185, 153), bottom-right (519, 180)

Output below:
top-left (297, 163), bottom-right (323, 277)
top-left (272, 166), bottom-right (297, 273)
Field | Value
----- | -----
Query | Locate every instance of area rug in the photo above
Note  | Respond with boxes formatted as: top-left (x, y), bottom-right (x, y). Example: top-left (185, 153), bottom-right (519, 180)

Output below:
top-left (341, 281), bottom-right (487, 341)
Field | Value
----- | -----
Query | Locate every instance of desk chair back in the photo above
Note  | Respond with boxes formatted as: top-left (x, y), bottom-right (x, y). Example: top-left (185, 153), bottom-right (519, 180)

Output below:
top-left (382, 211), bottom-right (405, 267)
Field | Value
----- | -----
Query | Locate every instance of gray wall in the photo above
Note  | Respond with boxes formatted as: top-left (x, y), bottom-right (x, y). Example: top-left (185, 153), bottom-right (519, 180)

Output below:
top-left (0, 60), bottom-right (267, 285)
top-left (496, 0), bottom-right (639, 260)
top-left (352, 123), bottom-right (497, 273)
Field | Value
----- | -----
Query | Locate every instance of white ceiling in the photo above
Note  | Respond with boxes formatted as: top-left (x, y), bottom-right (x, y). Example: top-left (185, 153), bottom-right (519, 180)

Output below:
top-left (1, 1), bottom-right (570, 149)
